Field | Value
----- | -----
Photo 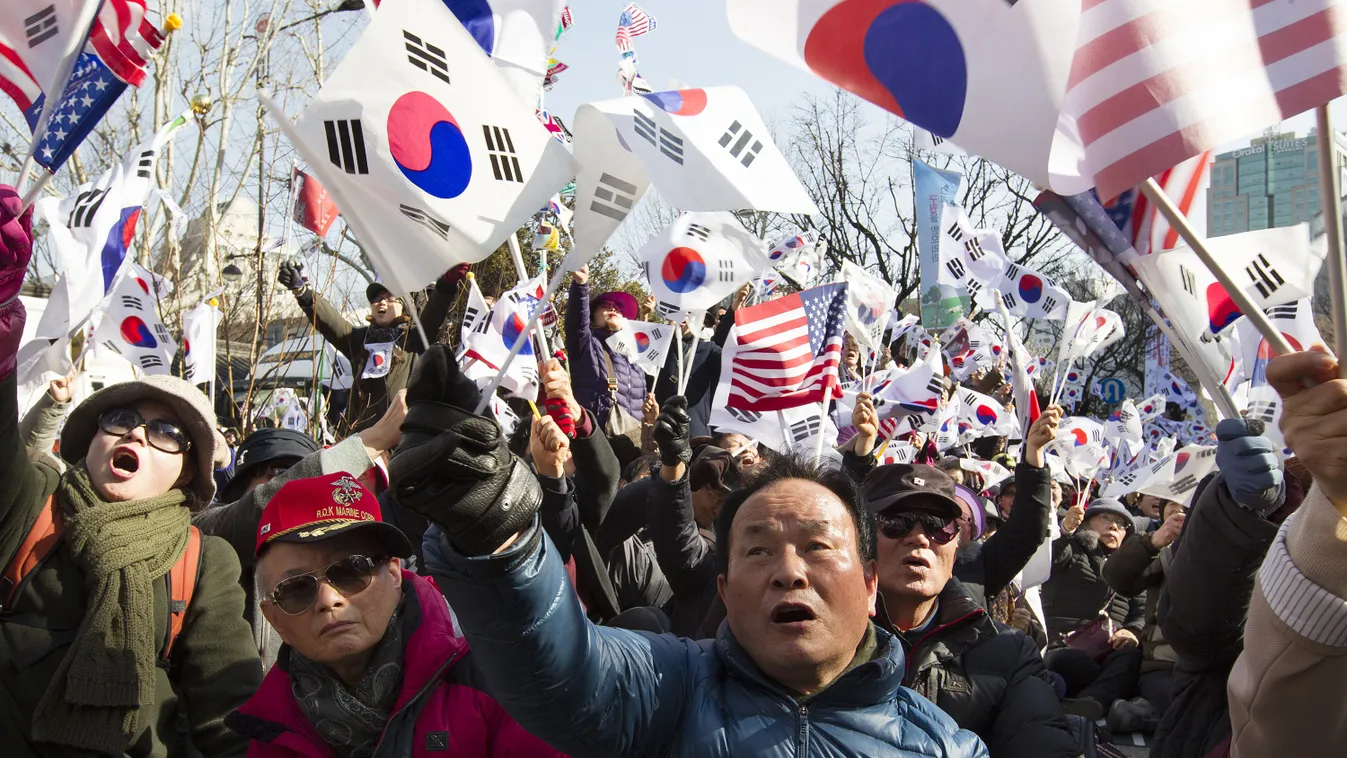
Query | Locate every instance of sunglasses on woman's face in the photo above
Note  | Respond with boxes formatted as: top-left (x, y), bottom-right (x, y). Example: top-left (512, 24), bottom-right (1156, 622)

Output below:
top-left (267, 554), bottom-right (386, 615)
top-left (97, 408), bottom-right (191, 454)
top-left (877, 511), bottom-right (960, 545)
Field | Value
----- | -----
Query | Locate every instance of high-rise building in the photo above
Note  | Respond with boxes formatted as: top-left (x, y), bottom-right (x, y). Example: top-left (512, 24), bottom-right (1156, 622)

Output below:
top-left (1208, 129), bottom-right (1347, 238)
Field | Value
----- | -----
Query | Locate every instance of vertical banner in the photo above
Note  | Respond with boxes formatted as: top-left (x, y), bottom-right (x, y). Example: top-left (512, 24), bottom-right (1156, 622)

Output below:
top-left (914, 159), bottom-right (964, 328)
top-left (1143, 322), bottom-right (1171, 399)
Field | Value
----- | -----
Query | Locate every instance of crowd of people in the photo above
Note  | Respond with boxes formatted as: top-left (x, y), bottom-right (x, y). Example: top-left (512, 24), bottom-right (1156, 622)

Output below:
top-left (0, 184), bottom-right (1342, 758)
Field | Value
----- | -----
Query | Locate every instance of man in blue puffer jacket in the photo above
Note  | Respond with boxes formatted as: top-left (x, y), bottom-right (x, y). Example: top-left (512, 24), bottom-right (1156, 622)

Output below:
top-left (392, 345), bottom-right (988, 758)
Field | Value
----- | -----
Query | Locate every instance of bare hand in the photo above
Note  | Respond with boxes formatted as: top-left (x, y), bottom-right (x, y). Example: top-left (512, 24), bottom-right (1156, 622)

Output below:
top-left (530, 415), bottom-right (570, 479)
top-left (571, 264), bottom-right (589, 286)
top-left (732, 282), bottom-right (751, 310)
top-left (643, 294), bottom-right (657, 314)
top-left (1062, 502), bottom-right (1086, 534)
top-left (1266, 347), bottom-right (1347, 514)
top-left (542, 358), bottom-right (582, 420)
top-left (1024, 405), bottom-right (1062, 468)
top-left (852, 393), bottom-right (879, 457)
top-left (48, 369), bottom-right (76, 404)
top-left (1149, 511), bottom-right (1185, 549)
top-left (360, 389), bottom-right (407, 456)
top-left (1111, 628), bottom-right (1139, 650)
top-left (643, 392), bottom-right (659, 425)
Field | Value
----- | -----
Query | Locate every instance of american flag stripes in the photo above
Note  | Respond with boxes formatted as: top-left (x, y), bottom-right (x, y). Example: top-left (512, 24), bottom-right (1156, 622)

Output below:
top-left (720, 283), bottom-right (848, 412)
top-left (1099, 151), bottom-right (1212, 256)
top-left (0, 43), bottom-right (40, 111)
top-left (614, 2), bottom-right (656, 52)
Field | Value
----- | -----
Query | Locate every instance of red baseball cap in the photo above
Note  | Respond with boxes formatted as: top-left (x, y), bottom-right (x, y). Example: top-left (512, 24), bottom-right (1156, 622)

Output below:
top-left (255, 473), bottom-right (413, 559)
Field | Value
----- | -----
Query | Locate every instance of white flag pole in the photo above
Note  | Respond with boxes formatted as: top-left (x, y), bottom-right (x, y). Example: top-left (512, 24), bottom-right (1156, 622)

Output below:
top-left (679, 312), bottom-right (704, 395)
top-left (815, 399), bottom-right (829, 461)
top-left (1314, 104), bottom-right (1347, 374)
top-left (473, 261), bottom-right (576, 416)
top-left (1140, 179), bottom-right (1295, 356)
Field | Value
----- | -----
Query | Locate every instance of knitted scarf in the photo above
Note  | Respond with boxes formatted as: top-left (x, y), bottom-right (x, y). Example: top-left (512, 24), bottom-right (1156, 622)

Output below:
top-left (290, 602), bottom-right (406, 758)
top-left (31, 467), bottom-right (189, 754)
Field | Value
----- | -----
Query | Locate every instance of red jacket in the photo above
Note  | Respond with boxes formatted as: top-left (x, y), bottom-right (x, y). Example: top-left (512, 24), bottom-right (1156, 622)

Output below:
top-left (226, 570), bottom-right (565, 758)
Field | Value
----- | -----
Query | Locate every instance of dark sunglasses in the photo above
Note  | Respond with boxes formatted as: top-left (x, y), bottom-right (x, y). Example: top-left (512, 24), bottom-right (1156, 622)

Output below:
top-left (267, 554), bottom-right (386, 615)
top-left (877, 512), bottom-right (960, 545)
top-left (98, 408), bottom-right (192, 454)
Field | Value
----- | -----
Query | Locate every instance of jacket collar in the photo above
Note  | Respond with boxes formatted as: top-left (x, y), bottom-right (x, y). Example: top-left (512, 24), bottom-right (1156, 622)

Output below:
top-left (230, 571), bottom-right (468, 748)
top-left (876, 577), bottom-right (986, 639)
top-left (713, 621), bottom-right (905, 708)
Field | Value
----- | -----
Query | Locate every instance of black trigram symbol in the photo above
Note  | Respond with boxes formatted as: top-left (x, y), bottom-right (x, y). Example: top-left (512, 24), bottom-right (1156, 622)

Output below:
top-left (659, 129), bottom-right (684, 164)
top-left (633, 111), bottom-right (657, 145)
top-left (404, 30), bottom-right (450, 84)
top-left (1117, 472), bottom-right (1138, 488)
top-left (789, 416), bottom-right (822, 444)
top-left (656, 300), bottom-right (681, 317)
top-left (1170, 475), bottom-right (1198, 494)
top-left (650, 327), bottom-right (665, 341)
top-left (135, 149), bottom-right (154, 179)
top-left (120, 295), bottom-right (145, 311)
top-left (1179, 265), bottom-right (1197, 297)
top-left (1151, 459), bottom-right (1170, 474)
top-left (946, 221), bottom-right (964, 242)
top-left (591, 173), bottom-right (637, 222)
top-left (519, 362), bottom-right (539, 384)
top-left (1247, 400), bottom-right (1277, 422)
top-left (728, 407), bottom-right (762, 424)
top-left (1001, 292), bottom-right (1018, 310)
top-left (632, 112), bottom-right (685, 164)
top-left (929, 132), bottom-right (945, 147)
top-left (464, 303), bottom-right (489, 335)
top-left (101, 340), bottom-right (123, 355)
top-left (945, 259), bottom-right (966, 279)
top-left (718, 121), bottom-right (763, 167)
top-left (153, 323), bottom-right (173, 344)
top-left (686, 223), bottom-right (712, 241)
top-left (965, 237), bottom-right (986, 261)
top-left (1245, 254), bottom-right (1284, 299)
top-left (26, 5), bottom-right (58, 48)
top-left (1266, 304), bottom-right (1298, 320)
top-left (483, 126), bottom-right (523, 183)
top-left (399, 205), bottom-right (450, 240)
top-left (138, 354), bottom-right (165, 370)
top-left (1004, 263), bottom-right (1021, 280)
top-left (718, 258), bottom-right (735, 283)
top-left (69, 188), bottom-right (107, 228)
top-left (1043, 295), bottom-right (1059, 314)
top-left (924, 376), bottom-right (945, 396)
top-left (324, 120), bottom-right (369, 174)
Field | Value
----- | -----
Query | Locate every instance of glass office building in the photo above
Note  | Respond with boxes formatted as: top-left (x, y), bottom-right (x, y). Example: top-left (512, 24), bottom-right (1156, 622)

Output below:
top-left (1208, 129), bottom-right (1347, 237)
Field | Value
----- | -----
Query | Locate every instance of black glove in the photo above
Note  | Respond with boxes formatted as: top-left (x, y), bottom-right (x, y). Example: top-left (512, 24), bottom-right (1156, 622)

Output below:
top-left (278, 260), bottom-right (307, 293)
top-left (653, 395), bottom-right (692, 467)
top-left (388, 345), bottom-right (541, 556)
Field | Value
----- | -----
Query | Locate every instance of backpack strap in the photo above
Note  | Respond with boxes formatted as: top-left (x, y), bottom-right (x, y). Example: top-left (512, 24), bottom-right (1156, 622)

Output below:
top-left (162, 526), bottom-right (202, 661)
top-left (1, 495), bottom-right (60, 612)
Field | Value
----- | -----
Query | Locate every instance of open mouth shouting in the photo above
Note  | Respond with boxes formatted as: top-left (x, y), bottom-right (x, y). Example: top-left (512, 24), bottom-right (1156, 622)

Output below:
top-left (770, 601), bottom-right (818, 632)
top-left (901, 553), bottom-right (932, 572)
top-left (109, 446), bottom-right (142, 479)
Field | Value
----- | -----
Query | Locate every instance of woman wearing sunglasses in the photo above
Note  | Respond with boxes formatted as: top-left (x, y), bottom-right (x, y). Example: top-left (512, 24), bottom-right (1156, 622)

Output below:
top-left (229, 473), bottom-right (562, 758)
top-left (861, 463), bottom-right (1078, 758)
top-left (0, 187), bottom-right (261, 758)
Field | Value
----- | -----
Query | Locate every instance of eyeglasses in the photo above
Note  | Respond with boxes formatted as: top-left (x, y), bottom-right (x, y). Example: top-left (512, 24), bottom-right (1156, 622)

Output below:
top-left (267, 554), bottom-right (386, 615)
top-left (98, 408), bottom-right (192, 454)
top-left (877, 512), bottom-right (960, 545)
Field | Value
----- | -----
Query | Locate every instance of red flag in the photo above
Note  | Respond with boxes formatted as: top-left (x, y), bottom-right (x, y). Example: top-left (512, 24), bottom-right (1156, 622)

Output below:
top-left (293, 169), bottom-right (339, 236)
top-left (1029, 391), bottom-right (1041, 426)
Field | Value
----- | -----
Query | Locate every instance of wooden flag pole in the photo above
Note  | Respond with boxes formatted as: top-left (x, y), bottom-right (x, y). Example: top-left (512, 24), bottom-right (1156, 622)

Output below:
top-left (1315, 104), bottom-right (1347, 375)
top-left (1140, 178), bottom-right (1295, 356)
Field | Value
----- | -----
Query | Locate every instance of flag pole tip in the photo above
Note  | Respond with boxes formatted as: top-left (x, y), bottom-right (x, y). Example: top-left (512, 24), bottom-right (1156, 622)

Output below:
top-left (165, 14), bottom-right (183, 32)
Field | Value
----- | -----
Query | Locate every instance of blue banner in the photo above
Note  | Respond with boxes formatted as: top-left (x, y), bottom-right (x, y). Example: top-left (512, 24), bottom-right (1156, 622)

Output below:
top-left (913, 159), bottom-right (964, 328)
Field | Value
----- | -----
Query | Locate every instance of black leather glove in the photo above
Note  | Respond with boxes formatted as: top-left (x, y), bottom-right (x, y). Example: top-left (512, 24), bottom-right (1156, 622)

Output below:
top-left (388, 345), bottom-right (541, 556)
top-left (278, 260), bottom-right (308, 293)
top-left (653, 395), bottom-right (692, 467)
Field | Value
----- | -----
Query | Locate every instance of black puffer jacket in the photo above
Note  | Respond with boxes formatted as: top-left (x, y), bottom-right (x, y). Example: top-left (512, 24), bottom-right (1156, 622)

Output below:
top-left (1042, 529), bottom-right (1146, 640)
top-left (888, 579), bottom-right (1079, 758)
top-left (645, 467), bottom-right (718, 637)
top-left (1149, 474), bottom-right (1300, 758)
top-left (954, 463), bottom-right (1053, 608)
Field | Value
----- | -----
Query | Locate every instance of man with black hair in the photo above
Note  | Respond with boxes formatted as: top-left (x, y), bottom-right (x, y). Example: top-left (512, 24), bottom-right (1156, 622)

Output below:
top-left (401, 345), bottom-right (986, 757)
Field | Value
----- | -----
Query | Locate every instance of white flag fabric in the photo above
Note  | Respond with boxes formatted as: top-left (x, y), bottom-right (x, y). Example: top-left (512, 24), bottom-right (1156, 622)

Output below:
top-left (271, 0), bottom-right (575, 296)
top-left (181, 294), bottom-right (223, 385)
top-left (768, 230), bottom-right (819, 264)
top-left (584, 86), bottom-right (816, 214)
top-left (938, 204), bottom-right (1069, 319)
top-left (1104, 399), bottom-right (1143, 449)
top-left (956, 387), bottom-right (1018, 441)
top-left (461, 276), bottom-right (545, 399)
top-left (960, 458), bottom-right (1013, 489)
top-left (1067, 308), bottom-right (1126, 361)
top-left (1237, 299), bottom-right (1323, 452)
top-left (92, 263), bottom-right (176, 376)
top-left (870, 341), bottom-right (944, 418)
top-left (1104, 445), bottom-right (1217, 503)
top-left (442, 0), bottom-right (566, 106)
top-left (1137, 394), bottom-right (1167, 421)
top-left (606, 318), bottom-right (675, 377)
top-left (571, 102), bottom-right (651, 256)
top-left (1132, 225), bottom-right (1321, 342)
top-left (0, 0), bottom-right (98, 103)
top-left (638, 211), bottom-right (770, 315)
top-left (460, 277), bottom-right (494, 345)
top-left (840, 260), bottom-right (896, 351)
top-left (709, 402), bottom-right (835, 456)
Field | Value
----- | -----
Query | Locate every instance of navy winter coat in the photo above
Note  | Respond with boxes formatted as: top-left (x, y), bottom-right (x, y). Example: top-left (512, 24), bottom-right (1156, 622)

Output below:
top-left (565, 280), bottom-right (646, 428)
top-left (425, 521), bottom-right (989, 758)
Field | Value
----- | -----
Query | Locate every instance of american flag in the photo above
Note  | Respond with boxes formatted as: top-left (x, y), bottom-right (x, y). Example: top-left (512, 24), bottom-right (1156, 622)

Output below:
top-left (89, 0), bottom-right (160, 86)
top-left (1098, 151), bottom-right (1212, 256)
top-left (1069, 0), bottom-right (1347, 198)
top-left (28, 51), bottom-right (127, 172)
top-left (0, 43), bottom-right (40, 112)
top-left (721, 282), bottom-right (848, 412)
top-left (615, 3), bottom-right (656, 53)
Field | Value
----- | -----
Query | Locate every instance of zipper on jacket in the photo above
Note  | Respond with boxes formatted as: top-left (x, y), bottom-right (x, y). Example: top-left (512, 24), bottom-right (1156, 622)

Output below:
top-left (796, 705), bottom-right (809, 753)
top-left (370, 648), bottom-right (463, 756)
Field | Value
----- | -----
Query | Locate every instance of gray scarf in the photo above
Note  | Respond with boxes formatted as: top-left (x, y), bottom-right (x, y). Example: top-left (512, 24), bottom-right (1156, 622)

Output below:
top-left (290, 601), bottom-right (406, 758)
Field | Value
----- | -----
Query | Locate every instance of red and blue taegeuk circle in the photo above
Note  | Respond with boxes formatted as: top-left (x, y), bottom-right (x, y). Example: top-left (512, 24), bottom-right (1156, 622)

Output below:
top-left (388, 91), bottom-right (472, 199)
top-left (503, 313), bottom-right (534, 356)
top-left (641, 89), bottom-right (708, 116)
top-left (803, 0), bottom-right (967, 138)
top-left (120, 316), bottom-right (157, 348)
top-left (1071, 428), bottom-right (1088, 446)
top-left (1017, 274), bottom-right (1043, 304)
top-left (856, 301), bottom-right (884, 325)
top-left (975, 405), bottom-right (997, 425)
top-left (1206, 283), bottom-right (1242, 332)
top-left (1251, 332), bottom-right (1302, 385)
top-left (635, 332), bottom-right (652, 352)
top-left (662, 247), bottom-right (707, 294)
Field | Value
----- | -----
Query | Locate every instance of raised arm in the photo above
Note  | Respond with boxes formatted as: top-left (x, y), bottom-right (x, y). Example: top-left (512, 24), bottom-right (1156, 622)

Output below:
top-left (278, 261), bottom-right (362, 360)
top-left (413, 265), bottom-right (469, 353)
top-left (19, 378), bottom-right (70, 460)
